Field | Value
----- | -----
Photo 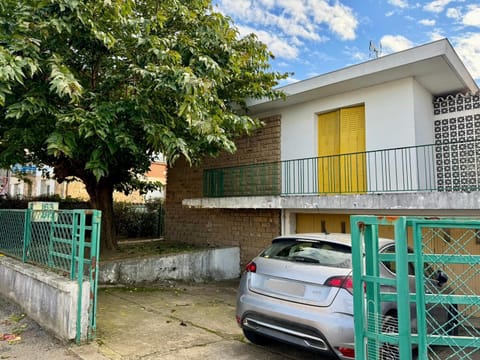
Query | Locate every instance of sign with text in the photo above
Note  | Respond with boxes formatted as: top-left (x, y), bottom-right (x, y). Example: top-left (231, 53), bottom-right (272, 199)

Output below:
top-left (28, 202), bottom-right (59, 222)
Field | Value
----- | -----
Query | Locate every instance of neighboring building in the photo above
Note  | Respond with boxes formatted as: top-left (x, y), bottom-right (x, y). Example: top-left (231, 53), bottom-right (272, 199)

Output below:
top-left (0, 165), bottom-right (56, 198)
top-left (57, 160), bottom-right (167, 202)
top-left (1, 160), bottom-right (167, 202)
top-left (144, 160), bottom-right (168, 200)
top-left (165, 39), bottom-right (480, 267)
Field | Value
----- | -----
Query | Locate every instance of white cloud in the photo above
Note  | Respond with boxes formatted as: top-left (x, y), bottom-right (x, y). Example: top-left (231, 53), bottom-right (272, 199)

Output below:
top-left (352, 51), bottom-right (368, 61)
top-left (446, 7), bottom-right (462, 20)
top-left (216, 0), bottom-right (251, 18)
top-left (282, 76), bottom-right (302, 85)
top-left (419, 19), bottom-right (436, 26)
top-left (463, 6), bottom-right (480, 27)
top-left (428, 29), bottom-right (445, 41)
top-left (344, 46), bottom-right (368, 62)
top-left (453, 33), bottom-right (480, 80)
top-left (259, 0), bottom-right (275, 8)
top-left (215, 0), bottom-right (359, 59)
top-left (388, 0), bottom-right (409, 8)
top-left (310, 1), bottom-right (358, 40)
top-left (235, 25), bottom-right (299, 59)
top-left (423, 0), bottom-right (454, 13)
top-left (380, 35), bottom-right (414, 53)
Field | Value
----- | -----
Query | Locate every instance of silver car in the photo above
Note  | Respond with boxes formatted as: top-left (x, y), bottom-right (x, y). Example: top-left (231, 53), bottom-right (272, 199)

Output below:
top-left (235, 233), bottom-right (454, 360)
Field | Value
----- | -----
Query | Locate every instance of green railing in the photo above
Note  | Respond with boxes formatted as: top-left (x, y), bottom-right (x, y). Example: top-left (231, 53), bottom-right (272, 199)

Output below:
top-left (0, 208), bottom-right (101, 343)
top-left (203, 140), bottom-right (480, 197)
top-left (203, 161), bottom-right (281, 197)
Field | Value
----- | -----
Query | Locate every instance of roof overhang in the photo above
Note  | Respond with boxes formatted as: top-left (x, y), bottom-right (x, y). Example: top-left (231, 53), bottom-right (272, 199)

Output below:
top-left (247, 39), bottom-right (479, 114)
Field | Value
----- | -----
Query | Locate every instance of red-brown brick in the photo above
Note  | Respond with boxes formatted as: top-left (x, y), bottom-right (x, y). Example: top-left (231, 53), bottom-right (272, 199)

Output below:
top-left (165, 115), bottom-right (282, 265)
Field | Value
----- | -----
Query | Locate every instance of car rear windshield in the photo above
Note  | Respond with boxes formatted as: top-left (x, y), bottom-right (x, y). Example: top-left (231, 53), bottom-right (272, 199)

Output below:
top-left (260, 239), bottom-right (352, 268)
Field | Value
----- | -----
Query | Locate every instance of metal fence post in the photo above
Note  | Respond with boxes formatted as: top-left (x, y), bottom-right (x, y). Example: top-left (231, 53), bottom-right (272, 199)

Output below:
top-left (393, 216), bottom-right (412, 360)
top-left (22, 208), bottom-right (32, 262)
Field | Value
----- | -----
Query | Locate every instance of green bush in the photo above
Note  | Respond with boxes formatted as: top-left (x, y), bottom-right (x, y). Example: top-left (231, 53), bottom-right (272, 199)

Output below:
top-left (113, 200), bottom-right (164, 239)
top-left (0, 196), bottom-right (165, 239)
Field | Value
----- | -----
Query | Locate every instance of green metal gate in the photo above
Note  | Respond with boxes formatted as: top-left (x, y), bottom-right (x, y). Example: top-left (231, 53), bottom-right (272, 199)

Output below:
top-left (0, 208), bottom-right (101, 343)
top-left (351, 216), bottom-right (480, 359)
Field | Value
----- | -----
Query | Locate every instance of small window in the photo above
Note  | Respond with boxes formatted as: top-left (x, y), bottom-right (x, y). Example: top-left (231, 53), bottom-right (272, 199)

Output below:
top-left (261, 239), bottom-right (352, 268)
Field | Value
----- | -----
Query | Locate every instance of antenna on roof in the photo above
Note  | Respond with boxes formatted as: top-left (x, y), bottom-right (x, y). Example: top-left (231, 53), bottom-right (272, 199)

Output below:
top-left (369, 40), bottom-right (382, 59)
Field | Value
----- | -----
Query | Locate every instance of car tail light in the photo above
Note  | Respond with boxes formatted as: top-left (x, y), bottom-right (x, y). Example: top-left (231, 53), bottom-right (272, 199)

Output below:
top-left (325, 276), bottom-right (354, 294)
top-left (337, 346), bottom-right (355, 358)
top-left (245, 261), bottom-right (256, 273)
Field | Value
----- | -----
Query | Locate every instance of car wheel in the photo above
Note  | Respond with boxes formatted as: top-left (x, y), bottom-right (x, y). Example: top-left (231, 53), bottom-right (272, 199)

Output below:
top-left (243, 329), bottom-right (271, 345)
top-left (380, 315), bottom-right (399, 360)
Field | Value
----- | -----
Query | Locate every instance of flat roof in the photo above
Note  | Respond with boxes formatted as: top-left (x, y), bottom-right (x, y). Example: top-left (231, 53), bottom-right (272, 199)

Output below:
top-left (247, 39), bottom-right (479, 114)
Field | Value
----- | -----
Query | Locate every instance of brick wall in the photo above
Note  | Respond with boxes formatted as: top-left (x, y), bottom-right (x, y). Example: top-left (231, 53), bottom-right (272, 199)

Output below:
top-left (165, 115), bottom-right (282, 265)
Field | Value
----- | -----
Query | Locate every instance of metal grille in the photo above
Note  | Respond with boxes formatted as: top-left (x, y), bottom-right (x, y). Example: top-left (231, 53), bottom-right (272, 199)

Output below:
top-left (0, 210), bottom-right (26, 259)
top-left (351, 216), bottom-right (480, 360)
top-left (0, 208), bottom-right (101, 343)
top-left (414, 224), bottom-right (480, 359)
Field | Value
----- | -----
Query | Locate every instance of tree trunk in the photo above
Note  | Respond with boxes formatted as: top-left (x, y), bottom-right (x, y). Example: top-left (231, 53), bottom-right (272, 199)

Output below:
top-left (85, 178), bottom-right (117, 251)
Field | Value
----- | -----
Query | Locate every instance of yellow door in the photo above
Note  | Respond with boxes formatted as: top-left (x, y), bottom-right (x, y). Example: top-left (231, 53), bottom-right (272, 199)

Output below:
top-left (318, 111), bottom-right (340, 192)
top-left (318, 105), bottom-right (366, 193)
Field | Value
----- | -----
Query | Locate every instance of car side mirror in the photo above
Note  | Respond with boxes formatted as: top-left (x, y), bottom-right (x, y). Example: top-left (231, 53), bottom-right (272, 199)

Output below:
top-left (435, 270), bottom-right (448, 287)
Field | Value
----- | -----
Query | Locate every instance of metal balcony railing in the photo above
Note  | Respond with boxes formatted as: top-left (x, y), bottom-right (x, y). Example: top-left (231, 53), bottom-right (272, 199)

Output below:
top-left (203, 140), bottom-right (480, 197)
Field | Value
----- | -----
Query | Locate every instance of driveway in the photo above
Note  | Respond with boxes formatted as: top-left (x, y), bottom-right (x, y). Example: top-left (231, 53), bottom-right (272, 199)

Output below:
top-left (75, 279), bottom-right (332, 360)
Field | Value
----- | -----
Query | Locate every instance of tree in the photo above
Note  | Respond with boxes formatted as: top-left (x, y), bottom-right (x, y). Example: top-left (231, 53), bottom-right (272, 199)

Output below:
top-left (0, 0), bottom-right (286, 249)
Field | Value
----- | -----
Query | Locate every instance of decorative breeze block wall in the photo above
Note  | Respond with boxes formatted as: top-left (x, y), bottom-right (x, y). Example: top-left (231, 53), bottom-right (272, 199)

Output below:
top-left (433, 93), bottom-right (480, 192)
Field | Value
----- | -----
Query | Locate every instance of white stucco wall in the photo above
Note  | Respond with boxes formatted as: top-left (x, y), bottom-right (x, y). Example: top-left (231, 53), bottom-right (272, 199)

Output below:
top-left (275, 77), bottom-right (431, 161)
top-left (413, 80), bottom-right (434, 145)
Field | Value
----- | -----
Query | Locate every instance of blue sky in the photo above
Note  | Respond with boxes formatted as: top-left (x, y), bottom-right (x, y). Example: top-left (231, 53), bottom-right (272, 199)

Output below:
top-left (214, 0), bottom-right (480, 87)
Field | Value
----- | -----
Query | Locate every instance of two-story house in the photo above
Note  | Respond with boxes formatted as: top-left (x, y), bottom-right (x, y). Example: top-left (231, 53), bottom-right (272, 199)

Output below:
top-left (165, 38), bottom-right (480, 267)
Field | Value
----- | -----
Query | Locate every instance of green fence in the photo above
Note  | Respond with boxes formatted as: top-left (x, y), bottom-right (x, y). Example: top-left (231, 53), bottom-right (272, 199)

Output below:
top-left (0, 208), bottom-right (101, 343)
top-left (351, 216), bottom-right (480, 360)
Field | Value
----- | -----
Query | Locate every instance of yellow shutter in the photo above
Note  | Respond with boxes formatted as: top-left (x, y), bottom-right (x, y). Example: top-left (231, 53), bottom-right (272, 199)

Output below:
top-left (339, 106), bottom-right (366, 193)
top-left (317, 105), bottom-right (366, 193)
top-left (318, 111), bottom-right (340, 192)
top-left (339, 106), bottom-right (365, 154)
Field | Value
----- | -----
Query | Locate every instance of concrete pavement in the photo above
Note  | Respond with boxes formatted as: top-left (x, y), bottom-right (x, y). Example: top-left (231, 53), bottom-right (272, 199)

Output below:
top-left (0, 294), bottom-right (80, 360)
top-left (70, 280), bottom-right (326, 360)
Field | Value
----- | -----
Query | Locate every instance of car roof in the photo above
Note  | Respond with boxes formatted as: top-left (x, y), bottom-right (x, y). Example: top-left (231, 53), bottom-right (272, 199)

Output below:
top-left (273, 233), bottom-right (395, 248)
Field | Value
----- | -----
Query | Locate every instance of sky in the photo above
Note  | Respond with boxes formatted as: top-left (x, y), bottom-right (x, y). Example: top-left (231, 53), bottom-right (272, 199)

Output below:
top-left (213, 0), bottom-right (480, 87)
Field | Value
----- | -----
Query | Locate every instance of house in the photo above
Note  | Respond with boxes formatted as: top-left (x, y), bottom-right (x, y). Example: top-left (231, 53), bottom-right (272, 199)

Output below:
top-left (57, 160), bottom-right (168, 202)
top-left (166, 38), bottom-right (479, 266)
top-left (0, 165), bottom-right (56, 198)
top-left (0, 159), bottom-right (167, 202)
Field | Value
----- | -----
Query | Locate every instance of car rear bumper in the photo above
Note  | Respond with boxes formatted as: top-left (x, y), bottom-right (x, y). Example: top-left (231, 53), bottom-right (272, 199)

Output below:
top-left (237, 291), bottom-right (355, 359)
top-left (241, 311), bottom-right (332, 351)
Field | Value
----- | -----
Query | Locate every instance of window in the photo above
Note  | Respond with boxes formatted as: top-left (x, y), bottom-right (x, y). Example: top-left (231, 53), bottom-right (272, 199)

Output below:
top-left (261, 239), bottom-right (352, 268)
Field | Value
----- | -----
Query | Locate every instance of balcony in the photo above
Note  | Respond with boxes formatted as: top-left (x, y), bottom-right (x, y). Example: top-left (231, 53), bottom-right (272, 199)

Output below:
top-left (203, 140), bottom-right (480, 198)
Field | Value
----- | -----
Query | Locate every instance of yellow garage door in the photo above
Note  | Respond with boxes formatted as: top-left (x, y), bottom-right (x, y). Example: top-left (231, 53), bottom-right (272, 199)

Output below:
top-left (296, 213), bottom-right (396, 239)
top-left (296, 214), bottom-right (351, 234)
top-left (318, 105), bottom-right (366, 193)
